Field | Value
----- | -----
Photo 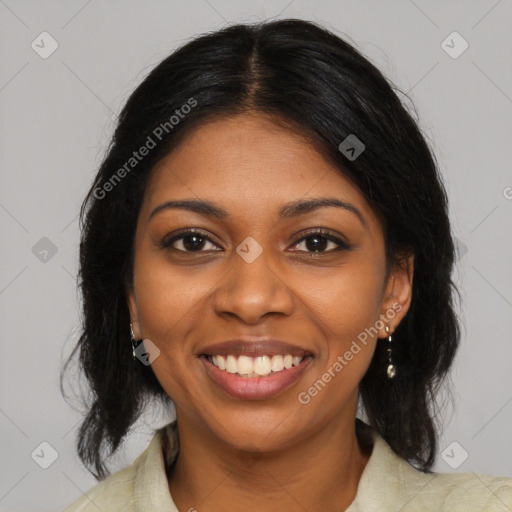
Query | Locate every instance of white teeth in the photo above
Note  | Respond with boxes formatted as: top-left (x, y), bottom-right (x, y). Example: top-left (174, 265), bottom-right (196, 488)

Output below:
top-left (207, 354), bottom-right (306, 377)
top-left (270, 355), bottom-right (284, 372)
top-left (253, 356), bottom-right (272, 376)
top-left (237, 355), bottom-right (254, 375)
top-left (225, 355), bottom-right (238, 374)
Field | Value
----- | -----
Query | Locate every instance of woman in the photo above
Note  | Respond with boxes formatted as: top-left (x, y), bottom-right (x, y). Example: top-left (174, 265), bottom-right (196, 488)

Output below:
top-left (62, 18), bottom-right (512, 511)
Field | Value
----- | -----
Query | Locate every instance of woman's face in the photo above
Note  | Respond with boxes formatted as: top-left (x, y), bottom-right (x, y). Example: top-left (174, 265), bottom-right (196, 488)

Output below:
top-left (128, 113), bottom-right (413, 450)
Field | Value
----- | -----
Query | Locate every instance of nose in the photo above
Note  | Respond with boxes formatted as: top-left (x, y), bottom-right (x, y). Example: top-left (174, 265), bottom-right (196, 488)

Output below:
top-left (213, 246), bottom-right (294, 324)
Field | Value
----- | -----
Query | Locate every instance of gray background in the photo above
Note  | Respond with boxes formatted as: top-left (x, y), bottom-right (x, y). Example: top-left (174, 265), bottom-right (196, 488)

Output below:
top-left (1, 0), bottom-right (511, 510)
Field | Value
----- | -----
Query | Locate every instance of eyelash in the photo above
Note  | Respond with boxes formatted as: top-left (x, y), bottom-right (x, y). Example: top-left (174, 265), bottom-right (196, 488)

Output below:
top-left (160, 228), bottom-right (351, 255)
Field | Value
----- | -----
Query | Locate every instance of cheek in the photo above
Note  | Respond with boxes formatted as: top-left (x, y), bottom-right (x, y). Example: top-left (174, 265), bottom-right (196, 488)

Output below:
top-left (132, 255), bottom-right (213, 403)
top-left (132, 252), bottom-right (212, 345)
top-left (303, 262), bottom-right (383, 370)
top-left (309, 264), bottom-right (382, 331)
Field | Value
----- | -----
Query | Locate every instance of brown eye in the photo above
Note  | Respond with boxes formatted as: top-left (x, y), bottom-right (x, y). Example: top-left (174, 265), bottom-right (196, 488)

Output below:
top-left (290, 229), bottom-right (350, 254)
top-left (161, 229), bottom-right (221, 252)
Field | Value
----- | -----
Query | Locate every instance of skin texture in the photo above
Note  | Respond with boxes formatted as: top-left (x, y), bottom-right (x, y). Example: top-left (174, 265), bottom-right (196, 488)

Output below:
top-left (127, 113), bottom-right (414, 512)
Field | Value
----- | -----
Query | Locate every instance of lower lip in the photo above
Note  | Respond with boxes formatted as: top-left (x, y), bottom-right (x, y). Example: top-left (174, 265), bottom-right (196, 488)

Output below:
top-left (199, 355), bottom-right (313, 400)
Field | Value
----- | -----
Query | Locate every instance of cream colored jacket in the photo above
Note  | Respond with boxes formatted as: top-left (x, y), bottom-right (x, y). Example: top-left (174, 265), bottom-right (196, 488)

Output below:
top-left (64, 421), bottom-right (512, 511)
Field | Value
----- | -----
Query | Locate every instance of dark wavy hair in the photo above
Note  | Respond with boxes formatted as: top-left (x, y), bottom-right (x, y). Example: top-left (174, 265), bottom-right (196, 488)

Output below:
top-left (60, 18), bottom-right (461, 480)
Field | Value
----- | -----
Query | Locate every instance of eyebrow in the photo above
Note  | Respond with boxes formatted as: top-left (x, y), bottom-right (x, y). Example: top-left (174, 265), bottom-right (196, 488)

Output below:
top-left (148, 197), bottom-right (367, 228)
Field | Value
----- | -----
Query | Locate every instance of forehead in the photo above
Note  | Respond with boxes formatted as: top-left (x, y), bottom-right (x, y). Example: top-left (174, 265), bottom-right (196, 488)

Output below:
top-left (142, 114), bottom-right (380, 230)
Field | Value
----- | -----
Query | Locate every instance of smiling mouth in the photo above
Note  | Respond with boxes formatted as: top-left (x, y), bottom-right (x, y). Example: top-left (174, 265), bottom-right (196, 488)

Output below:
top-left (200, 354), bottom-right (312, 378)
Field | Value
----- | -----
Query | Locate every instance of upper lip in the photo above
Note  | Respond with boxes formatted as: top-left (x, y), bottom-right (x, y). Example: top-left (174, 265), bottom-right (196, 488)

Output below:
top-left (199, 337), bottom-right (313, 357)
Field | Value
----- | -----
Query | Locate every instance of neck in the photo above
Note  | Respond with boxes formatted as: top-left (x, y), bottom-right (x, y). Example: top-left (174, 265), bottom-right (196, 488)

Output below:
top-left (168, 410), bottom-right (372, 512)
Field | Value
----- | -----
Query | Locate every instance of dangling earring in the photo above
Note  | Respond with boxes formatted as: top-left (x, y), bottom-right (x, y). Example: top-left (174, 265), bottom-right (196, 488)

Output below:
top-left (130, 323), bottom-right (143, 360)
top-left (385, 324), bottom-right (396, 379)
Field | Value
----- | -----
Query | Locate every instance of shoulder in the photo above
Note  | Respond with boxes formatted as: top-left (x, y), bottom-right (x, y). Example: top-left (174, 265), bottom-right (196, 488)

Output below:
top-left (63, 422), bottom-right (178, 512)
top-left (351, 422), bottom-right (512, 512)
top-left (383, 440), bottom-right (512, 511)
top-left (62, 462), bottom-right (137, 512)
top-left (398, 457), bottom-right (512, 511)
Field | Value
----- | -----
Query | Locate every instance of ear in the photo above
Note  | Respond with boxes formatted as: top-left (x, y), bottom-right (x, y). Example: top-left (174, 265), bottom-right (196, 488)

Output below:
top-left (378, 253), bottom-right (414, 339)
top-left (126, 284), bottom-right (141, 340)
